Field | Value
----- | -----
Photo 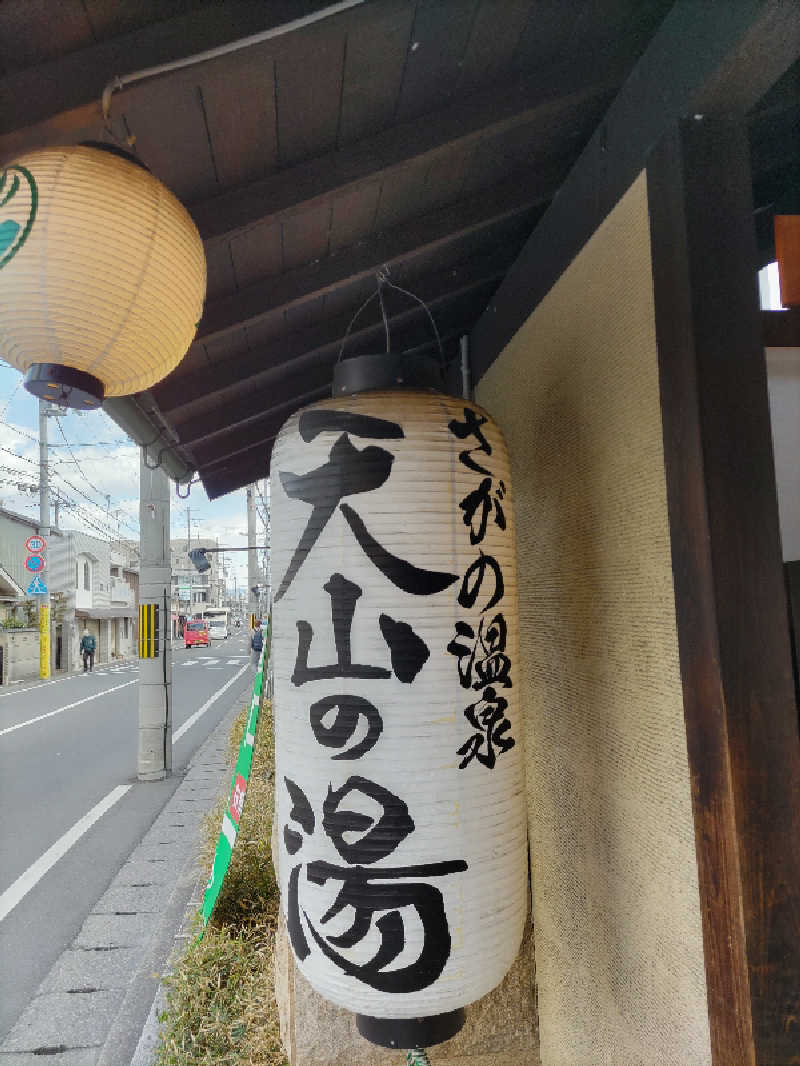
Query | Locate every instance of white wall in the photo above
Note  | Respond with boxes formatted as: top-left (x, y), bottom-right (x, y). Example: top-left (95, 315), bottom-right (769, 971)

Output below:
top-left (767, 347), bottom-right (800, 561)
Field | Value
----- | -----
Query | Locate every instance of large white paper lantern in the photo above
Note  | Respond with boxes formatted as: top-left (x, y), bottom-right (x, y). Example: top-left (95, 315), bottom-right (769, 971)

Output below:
top-left (271, 374), bottom-right (527, 1049)
top-left (0, 143), bottom-right (206, 409)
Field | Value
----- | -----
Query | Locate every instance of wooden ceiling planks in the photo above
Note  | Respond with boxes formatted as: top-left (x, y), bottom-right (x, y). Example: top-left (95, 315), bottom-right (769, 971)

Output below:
top-left (274, 19), bottom-right (346, 167)
top-left (155, 248), bottom-right (511, 420)
top-left (204, 240), bottom-right (238, 302)
top-left (456, 0), bottom-right (532, 88)
top-left (229, 221), bottom-right (283, 289)
top-left (328, 182), bottom-right (382, 252)
top-left (196, 170), bottom-right (546, 344)
top-left (199, 44), bottom-right (278, 192)
top-left (393, 0), bottom-right (480, 123)
top-left (120, 70), bottom-right (218, 201)
top-left (281, 201), bottom-right (333, 271)
top-left (337, 0), bottom-right (416, 146)
top-left (0, 0), bottom-right (93, 73)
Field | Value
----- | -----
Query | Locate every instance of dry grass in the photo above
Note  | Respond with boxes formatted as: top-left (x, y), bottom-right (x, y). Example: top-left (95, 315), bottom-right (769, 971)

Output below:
top-left (154, 698), bottom-right (288, 1066)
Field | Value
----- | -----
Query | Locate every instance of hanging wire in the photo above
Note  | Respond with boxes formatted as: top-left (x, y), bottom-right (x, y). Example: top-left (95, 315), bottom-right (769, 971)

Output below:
top-left (337, 287), bottom-right (385, 363)
top-left (376, 268), bottom-right (391, 353)
top-left (337, 267), bottom-right (444, 368)
top-left (383, 277), bottom-right (444, 367)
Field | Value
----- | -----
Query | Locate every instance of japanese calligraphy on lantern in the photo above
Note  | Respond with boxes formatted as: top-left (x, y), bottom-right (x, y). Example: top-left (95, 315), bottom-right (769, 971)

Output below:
top-left (447, 406), bottom-right (515, 769)
top-left (271, 391), bottom-right (527, 1022)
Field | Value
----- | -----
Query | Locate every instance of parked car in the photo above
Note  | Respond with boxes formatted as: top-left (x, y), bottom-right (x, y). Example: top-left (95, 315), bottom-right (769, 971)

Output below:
top-left (184, 620), bottom-right (210, 648)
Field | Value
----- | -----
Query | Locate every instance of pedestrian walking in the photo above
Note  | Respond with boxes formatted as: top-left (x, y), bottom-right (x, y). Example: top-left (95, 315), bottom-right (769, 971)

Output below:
top-left (250, 618), bottom-right (263, 667)
top-left (80, 627), bottom-right (96, 673)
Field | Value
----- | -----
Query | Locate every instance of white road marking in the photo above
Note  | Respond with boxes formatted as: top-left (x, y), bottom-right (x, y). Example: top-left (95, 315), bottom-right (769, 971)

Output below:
top-left (0, 663), bottom-right (138, 699)
top-left (0, 679), bottom-right (137, 738)
top-left (173, 665), bottom-right (249, 743)
top-left (0, 784), bottom-right (132, 923)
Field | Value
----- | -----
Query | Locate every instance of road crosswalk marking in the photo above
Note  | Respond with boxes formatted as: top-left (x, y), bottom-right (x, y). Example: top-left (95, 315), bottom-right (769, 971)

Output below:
top-left (179, 657), bottom-right (247, 667)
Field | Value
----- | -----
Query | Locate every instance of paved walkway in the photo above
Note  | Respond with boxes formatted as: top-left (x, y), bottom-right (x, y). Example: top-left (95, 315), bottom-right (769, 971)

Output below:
top-left (0, 672), bottom-right (253, 1065)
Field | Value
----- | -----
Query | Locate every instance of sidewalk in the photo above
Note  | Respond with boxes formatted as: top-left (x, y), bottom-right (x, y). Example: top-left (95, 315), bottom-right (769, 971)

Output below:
top-left (0, 670), bottom-right (254, 1066)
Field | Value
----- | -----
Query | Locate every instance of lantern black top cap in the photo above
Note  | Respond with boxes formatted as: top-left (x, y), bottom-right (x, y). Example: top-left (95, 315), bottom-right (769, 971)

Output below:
top-left (79, 140), bottom-right (150, 173)
top-left (333, 352), bottom-right (447, 397)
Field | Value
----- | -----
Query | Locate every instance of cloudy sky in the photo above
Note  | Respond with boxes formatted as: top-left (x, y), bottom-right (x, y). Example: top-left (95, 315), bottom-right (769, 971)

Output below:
top-left (0, 361), bottom-right (266, 595)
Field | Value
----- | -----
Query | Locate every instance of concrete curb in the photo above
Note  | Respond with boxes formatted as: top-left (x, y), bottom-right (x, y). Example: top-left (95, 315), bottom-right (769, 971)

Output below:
top-left (0, 671), bottom-right (254, 1066)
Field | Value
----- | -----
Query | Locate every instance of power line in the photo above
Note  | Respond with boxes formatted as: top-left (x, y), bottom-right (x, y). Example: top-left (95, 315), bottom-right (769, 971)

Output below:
top-left (55, 415), bottom-right (109, 502)
top-left (0, 379), bottom-right (21, 421)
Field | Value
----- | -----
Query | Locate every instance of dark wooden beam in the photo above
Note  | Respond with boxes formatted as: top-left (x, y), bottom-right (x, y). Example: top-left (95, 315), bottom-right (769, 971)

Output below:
top-left (762, 308), bottom-right (800, 346)
top-left (470, 0), bottom-right (800, 379)
top-left (189, 71), bottom-right (615, 240)
top-left (155, 248), bottom-right (511, 415)
top-left (201, 438), bottom-right (276, 500)
top-left (649, 117), bottom-right (800, 1066)
top-left (196, 168), bottom-right (554, 343)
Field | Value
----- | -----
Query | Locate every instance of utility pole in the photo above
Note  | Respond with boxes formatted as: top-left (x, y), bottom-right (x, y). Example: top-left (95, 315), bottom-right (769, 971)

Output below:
top-left (263, 479), bottom-right (271, 611)
top-left (38, 400), bottom-right (51, 679)
top-left (246, 483), bottom-right (259, 623)
top-left (138, 448), bottom-right (172, 780)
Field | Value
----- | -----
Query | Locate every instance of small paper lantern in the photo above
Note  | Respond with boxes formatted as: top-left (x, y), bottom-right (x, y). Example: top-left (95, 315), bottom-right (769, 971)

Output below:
top-left (0, 143), bottom-right (206, 408)
top-left (271, 365), bottom-right (527, 1049)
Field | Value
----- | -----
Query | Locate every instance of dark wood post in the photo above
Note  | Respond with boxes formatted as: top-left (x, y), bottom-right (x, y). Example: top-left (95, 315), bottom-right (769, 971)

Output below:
top-left (648, 117), bottom-right (800, 1066)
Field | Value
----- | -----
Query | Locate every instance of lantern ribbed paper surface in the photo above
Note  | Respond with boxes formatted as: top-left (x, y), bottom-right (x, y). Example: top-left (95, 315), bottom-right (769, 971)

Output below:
top-left (0, 145), bottom-right (205, 397)
top-left (271, 390), bottom-right (527, 1021)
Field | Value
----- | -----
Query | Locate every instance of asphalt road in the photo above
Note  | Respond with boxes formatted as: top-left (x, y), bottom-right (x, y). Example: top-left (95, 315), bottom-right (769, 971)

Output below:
top-left (0, 629), bottom-right (254, 1042)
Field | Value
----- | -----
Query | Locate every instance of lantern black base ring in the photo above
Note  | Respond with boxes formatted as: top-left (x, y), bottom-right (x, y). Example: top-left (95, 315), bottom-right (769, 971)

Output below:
top-left (23, 363), bottom-right (105, 410)
top-left (356, 1008), bottom-right (465, 1049)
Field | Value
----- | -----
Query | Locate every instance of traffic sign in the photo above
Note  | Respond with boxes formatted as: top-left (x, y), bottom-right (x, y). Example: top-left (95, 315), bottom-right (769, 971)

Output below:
top-left (25, 553), bottom-right (46, 573)
top-left (25, 534), bottom-right (47, 553)
top-left (26, 575), bottom-right (48, 595)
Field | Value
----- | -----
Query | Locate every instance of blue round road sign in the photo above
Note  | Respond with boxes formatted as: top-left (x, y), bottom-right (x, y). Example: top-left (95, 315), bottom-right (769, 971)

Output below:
top-left (25, 553), bottom-right (46, 573)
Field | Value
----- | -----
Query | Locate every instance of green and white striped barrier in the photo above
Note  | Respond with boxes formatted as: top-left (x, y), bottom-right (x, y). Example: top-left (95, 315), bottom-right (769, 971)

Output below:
top-left (199, 619), bottom-right (269, 929)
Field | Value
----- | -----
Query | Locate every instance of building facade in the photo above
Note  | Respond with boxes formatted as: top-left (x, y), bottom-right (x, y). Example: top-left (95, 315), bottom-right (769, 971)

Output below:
top-left (0, 507), bottom-right (137, 681)
top-left (170, 538), bottom-right (224, 635)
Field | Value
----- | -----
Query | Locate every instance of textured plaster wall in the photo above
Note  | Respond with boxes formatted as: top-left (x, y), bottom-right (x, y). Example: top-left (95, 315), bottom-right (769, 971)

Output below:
top-left (475, 173), bottom-right (712, 1066)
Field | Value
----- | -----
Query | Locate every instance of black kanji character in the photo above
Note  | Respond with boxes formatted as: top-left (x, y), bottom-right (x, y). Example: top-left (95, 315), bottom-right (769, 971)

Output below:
top-left (310, 694), bottom-right (383, 760)
top-left (292, 573), bottom-right (390, 686)
top-left (448, 407), bottom-right (493, 476)
top-left (457, 686), bottom-right (515, 769)
top-left (458, 550), bottom-right (505, 612)
top-left (284, 776), bottom-right (315, 855)
top-left (447, 613), bottom-right (511, 690)
top-left (293, 858), bottom-right (467, 993)
top-left (276, 410), bottom-right (457, 600)
top-left (293, 574), bottom-right (431, 686)
top-left (458, 477), bottom-right (507, 544)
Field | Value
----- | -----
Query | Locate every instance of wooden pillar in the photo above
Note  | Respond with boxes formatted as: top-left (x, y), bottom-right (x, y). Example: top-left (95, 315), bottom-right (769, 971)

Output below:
top-left (648, 117), bottom-right (800, 1065)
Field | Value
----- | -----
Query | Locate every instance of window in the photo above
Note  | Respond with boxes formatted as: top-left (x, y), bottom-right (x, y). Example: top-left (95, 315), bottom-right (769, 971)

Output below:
top-left (76, 563), bottom-right (80, 589)
top-left (123, 617), bottom-right (129, 639)
top-left (111, 566), bottom-right (120, 578)
top-left (83, 561), bottom-right (91, 590)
